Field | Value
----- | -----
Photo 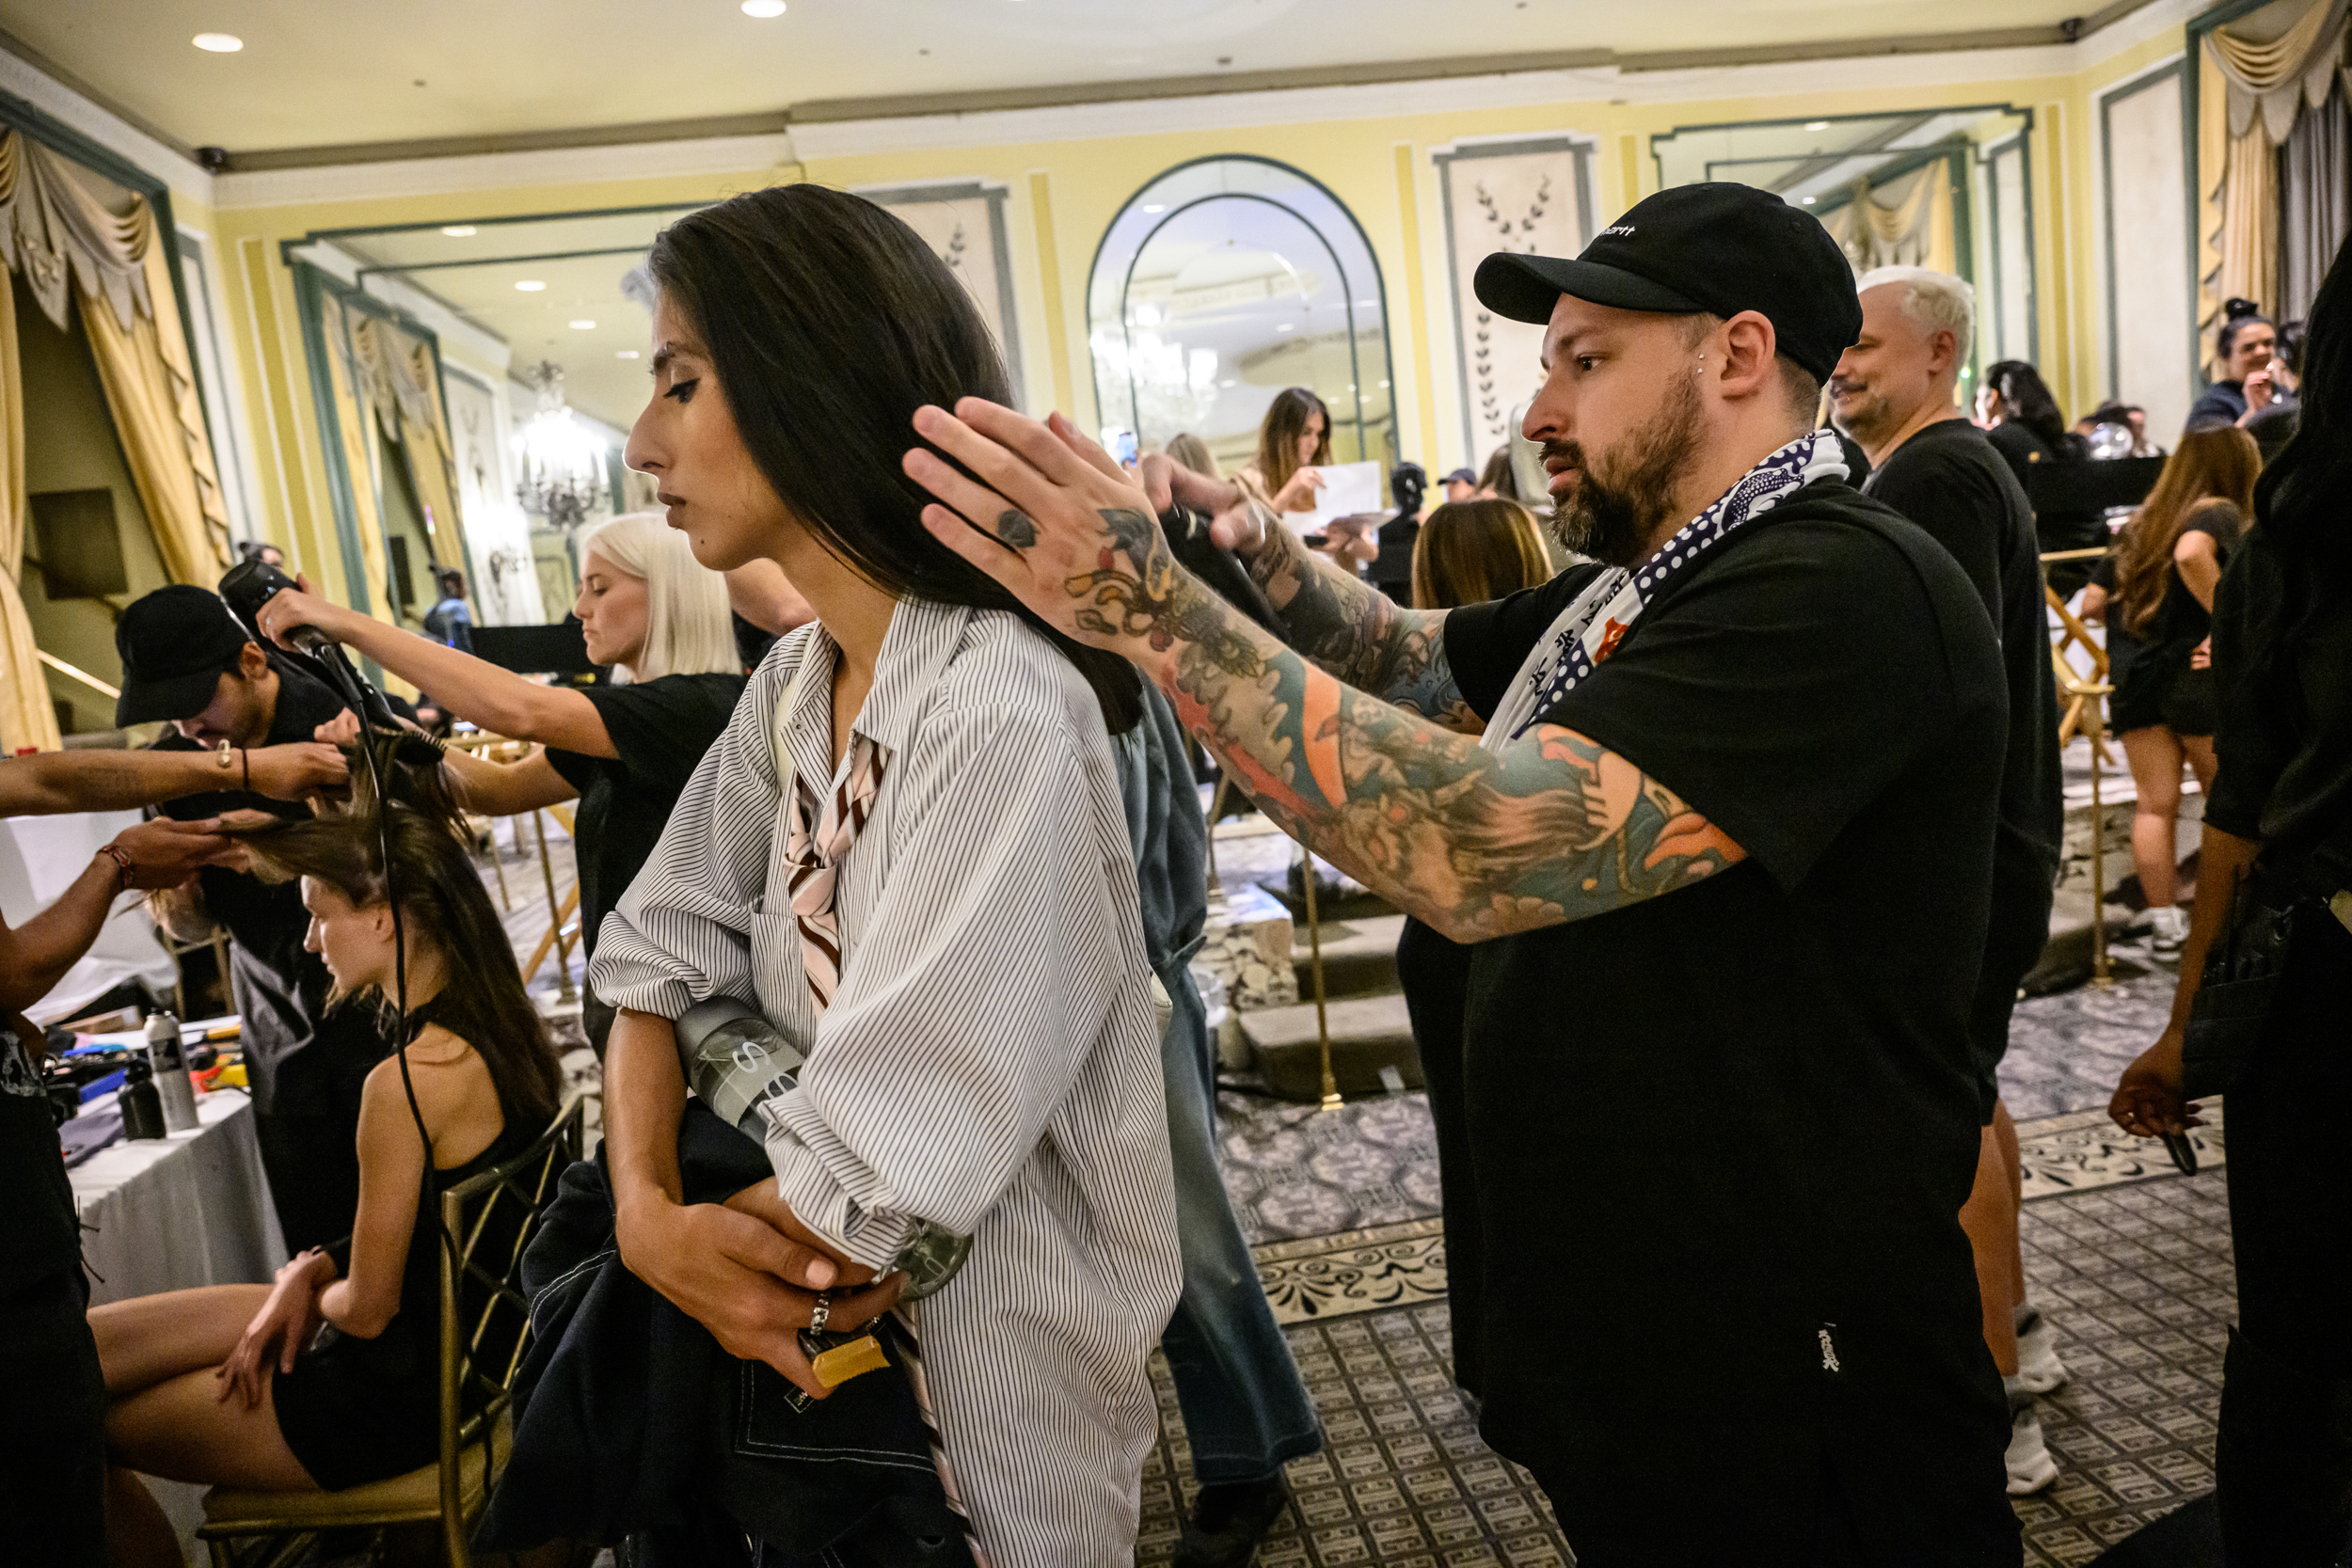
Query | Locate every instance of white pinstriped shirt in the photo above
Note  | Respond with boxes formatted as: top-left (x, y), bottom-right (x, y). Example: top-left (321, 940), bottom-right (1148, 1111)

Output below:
top-left (590, 598), bottom-right (1182, 1566)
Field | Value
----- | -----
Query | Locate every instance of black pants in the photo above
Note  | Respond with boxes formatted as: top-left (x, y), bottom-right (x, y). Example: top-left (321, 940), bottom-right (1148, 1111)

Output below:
top-left (253, 1110), bottom-right (362, 1256)
top-left (2217, 906), bottom-right (2352, 1561)
top-left (0, 1270), bottom-right (108, 1567)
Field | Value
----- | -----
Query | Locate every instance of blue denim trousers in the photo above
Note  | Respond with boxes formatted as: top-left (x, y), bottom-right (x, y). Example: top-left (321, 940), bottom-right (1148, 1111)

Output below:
top-left (1155, 956), bottom-right (1325, 1485)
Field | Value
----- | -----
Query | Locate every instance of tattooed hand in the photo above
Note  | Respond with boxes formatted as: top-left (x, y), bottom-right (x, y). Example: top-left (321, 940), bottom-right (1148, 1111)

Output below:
top-left (904, 398), bottom-right (1743, 942)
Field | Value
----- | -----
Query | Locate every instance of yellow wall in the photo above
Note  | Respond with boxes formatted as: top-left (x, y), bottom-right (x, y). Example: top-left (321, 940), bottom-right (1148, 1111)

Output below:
top-left (189, 23), bottom-right (2194, 605)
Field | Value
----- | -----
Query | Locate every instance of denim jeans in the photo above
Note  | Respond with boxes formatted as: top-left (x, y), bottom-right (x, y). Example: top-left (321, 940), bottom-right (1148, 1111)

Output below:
top-left (1155, 956), bottom-right (1325, 1486)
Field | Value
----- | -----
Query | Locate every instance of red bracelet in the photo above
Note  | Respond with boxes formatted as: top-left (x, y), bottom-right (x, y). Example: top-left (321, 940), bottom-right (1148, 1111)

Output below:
top-left (99, 844), bottom-right (135, 891)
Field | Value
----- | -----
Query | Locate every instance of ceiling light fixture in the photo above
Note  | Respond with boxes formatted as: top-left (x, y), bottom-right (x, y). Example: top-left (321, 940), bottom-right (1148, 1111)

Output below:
top-left (515, 279), bottom-right (547, 292)
top-left (516, 363), bottom-right (608, 533)
top-left (741, 0), bottom-right (786, 15)
top-left (1802, 196), bottom-right (1818, 204)
top-left (1805, 120), bottom-right (1831, 131)
top-left (1141, 203), bottom-right (1167, 214)
top-left (1276, 324), bottom-right (1295, 333)
top-left (617, 350), bottom-right (641, 359)
top-left (192, 33), bottom-right (243, 52)
top-left (570, 319), bottom-right (596, 330)
top-left (440, 225), bottom-right (476, 237)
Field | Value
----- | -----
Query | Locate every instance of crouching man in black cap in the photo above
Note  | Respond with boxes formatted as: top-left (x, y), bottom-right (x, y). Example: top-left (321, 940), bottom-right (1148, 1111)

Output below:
top-left (898, 182), bottom-right (2018, 1561)
top-left (113, 584), bottom-right (401, 1256)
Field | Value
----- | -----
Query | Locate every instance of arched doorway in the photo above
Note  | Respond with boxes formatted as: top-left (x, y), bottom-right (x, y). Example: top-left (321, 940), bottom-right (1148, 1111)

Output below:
top-left (1086, 155), bottom-right (1397, 481)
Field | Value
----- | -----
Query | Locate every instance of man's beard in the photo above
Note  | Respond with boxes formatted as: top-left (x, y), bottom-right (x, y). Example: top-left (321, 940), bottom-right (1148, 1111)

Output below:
top-left (1542, 371), bottom-right (1707, 568)
top-left (1828, 378), bottom-right (1897, 450)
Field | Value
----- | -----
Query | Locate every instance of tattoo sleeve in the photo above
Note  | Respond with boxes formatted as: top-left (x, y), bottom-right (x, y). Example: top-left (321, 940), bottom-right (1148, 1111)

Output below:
top-left (1241, 510), bottom-right (1480, 734)
top-left (1086, 510), bottom-right (1745, 942)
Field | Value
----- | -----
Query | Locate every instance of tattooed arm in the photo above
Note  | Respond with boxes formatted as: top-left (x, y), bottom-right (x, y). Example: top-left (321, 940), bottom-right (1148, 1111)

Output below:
top-left (1142, 456), bottom-right (1478, 732)
top-left (908, 401), bottom-right (1744, 942)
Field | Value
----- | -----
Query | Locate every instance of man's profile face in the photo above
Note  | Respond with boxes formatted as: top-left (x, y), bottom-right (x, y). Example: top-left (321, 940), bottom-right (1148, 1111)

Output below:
top-left (1828, 285), bottom-right (1947, 450)
top-left (1521, 294), bottom-right (1708, 567)
top-left (172, 645), bottom-right (272, 748)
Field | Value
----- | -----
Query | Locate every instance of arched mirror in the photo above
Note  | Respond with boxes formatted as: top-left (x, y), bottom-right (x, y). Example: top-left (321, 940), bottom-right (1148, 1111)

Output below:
top-left (1087, 156), bottom-right (1396, 482)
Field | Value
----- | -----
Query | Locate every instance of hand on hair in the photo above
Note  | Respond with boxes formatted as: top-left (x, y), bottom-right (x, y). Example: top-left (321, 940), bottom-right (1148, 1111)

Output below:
top-left (312, 710), bottom-right (362, 750)
top-left (246, 742), bottom-right (350, 801)
top-left (103, 818), bottom-right (233, 890)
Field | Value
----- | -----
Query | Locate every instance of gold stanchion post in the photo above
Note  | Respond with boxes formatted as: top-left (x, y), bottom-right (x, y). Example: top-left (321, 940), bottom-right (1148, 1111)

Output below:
top-left (2087, 694), bottom-right (2113, 989)
top-left (1300, 853), bottom-right (1339, 1110)
top-left (530, 809), bottom-right (579, 1004)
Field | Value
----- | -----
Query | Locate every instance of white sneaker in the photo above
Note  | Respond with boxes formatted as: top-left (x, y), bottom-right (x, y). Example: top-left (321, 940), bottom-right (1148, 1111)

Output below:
top-left (2005, 1382), bottom-right (2058, 1496)
top-left (2014, 1306), bottom-right (2070, 1394)
top-left (2147, 905), bottom-right (2190, 958)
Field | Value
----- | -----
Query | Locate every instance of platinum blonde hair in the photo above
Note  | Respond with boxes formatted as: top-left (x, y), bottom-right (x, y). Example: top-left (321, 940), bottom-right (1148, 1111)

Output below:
top-left (574, 512), bottom-right (739, 682)
top-left (1856, 265), bottom-right (1976, 365)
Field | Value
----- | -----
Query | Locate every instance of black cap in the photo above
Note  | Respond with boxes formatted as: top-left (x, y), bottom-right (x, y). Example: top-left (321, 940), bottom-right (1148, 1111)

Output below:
top-left (1473, 182), bottom-right (1863, 382)
top-left (1440, 467), bottom-right (1478, 486)
top-left (115, 585), bottom-right (254, 726)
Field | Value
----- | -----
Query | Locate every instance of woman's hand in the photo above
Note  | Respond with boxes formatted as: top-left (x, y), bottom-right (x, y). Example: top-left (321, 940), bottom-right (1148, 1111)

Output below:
top-left (617, 1184), bottom-right (898, 1401)
top-left (2239, 363), bottom-right (2278, 420)
top-left (246, 742), bottom-right (350, 801)
top-left (253, 578), bottom-right (358, 654)
top-left (1317, 514), bottom-right (1381, 567)
top-left (2191, 636), bottom-right (2213, 671)
top-left (1270, 466), bottom-right (1326, 515)
top-left (215, 1250), bottom-right (330, 1409)
top-left (104, 818), bottom-right (233, 890)
top-left (2109, 1023), bottom-right (2202, 1139)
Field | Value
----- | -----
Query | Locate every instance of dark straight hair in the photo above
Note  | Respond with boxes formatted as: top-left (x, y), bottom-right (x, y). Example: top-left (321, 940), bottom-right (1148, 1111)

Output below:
top-left (2254, 236), bottom-right (2350, 574)
top-left (1982, 359), bottom-right (2072, 449)
top-left (646, 184), bottom-right (1141, 734)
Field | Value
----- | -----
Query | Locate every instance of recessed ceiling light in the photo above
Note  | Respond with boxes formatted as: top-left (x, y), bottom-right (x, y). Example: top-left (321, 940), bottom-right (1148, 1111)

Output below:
top-left (741, 0), bottom-right (786, 14)
top-left (1805, 120), bottom-right (1831, 131)
top-left (570, 319), bottom-right (596, 330)
top-left (1276, 324), bottom-right (1295, 333)
top-left (515, 279), bottom-right (546, 292)
top-left (440, 225), bottom-right (476, 237)
top-left (617, 350), bottom-right (641, 359)
top-left (192, 33), bottom-right (243, 52)
top-left (1141, 203), bottom-right (1167, 214)
top-left (1802, 196), bottom-right (1818, 204)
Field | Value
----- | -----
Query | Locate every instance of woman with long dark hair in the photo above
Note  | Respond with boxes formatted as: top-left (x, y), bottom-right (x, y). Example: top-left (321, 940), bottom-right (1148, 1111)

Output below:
top-left (2086, 426), bottom-right (2261, 956)
top-left (1241, 385), bottom-right (1331, 515)
top-left (2111, 236), bottom-right (2352, 1561)
top-left (1976, 358), bottom-right (2103, 586)
top-left (588, 184), bottom-right (1180, 1563)
top-left (86, 780), bottom-right (560, 1565)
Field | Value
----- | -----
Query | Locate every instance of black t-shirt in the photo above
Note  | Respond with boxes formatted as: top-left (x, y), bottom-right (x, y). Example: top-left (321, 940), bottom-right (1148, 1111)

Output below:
top-left (546, 673), bottom-right (746, 971)
top-left (0, 1022), bottom-right (79, 1293)
top-left (1411, 481), bottom-right (2012, 1551)
top-left (152, 658), bottom-right (389, 1118)
top-left (1867, 418), bottom-right (2065, 927)
top-left (2205, 531), bottom-right (2352, 894)
top-left (2187, 379), bottom-right (2249, 431)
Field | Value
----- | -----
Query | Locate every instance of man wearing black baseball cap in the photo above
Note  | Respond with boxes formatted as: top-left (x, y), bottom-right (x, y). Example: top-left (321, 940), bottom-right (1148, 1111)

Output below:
top-left (117, 583), bottom-right (397, 1255)
top-left (898, 178), bottom-right (2018, 1560)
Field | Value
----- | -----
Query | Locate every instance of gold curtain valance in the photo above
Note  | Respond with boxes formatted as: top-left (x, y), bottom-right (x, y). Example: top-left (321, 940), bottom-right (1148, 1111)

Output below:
top-left (0, 130), bottom-right (157, 339)
top-left (2209, 0), bottom-right (2350, 142)
top-left (1820, 161), bottom-right (1957, 278)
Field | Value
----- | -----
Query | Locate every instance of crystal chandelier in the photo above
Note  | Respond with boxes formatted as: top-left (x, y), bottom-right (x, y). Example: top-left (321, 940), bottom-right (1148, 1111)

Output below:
top-left (514, 362), bottom-right (608, 531)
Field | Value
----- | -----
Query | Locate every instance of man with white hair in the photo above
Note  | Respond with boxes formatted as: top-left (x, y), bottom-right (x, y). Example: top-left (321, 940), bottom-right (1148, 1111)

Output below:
top-left (1832, 265), bottom-right (2068, 1497)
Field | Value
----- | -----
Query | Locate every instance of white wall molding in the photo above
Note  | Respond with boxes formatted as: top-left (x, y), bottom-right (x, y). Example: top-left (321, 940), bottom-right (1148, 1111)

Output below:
top-left (213, 132), bottom-right (798, 212)
top-left (0, 46), bottom-right (215, 203)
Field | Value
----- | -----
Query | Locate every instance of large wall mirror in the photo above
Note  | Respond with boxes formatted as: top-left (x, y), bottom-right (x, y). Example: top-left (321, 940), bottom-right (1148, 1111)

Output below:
top-left (1087, 155), bottom-right (1398, 480)
top-left (1652, 105), bottom-right (2035, 375)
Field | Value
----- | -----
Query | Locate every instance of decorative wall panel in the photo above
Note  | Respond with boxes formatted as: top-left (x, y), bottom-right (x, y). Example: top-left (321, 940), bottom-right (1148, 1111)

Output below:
top-left (858, 181), bottom-right (1024, 404)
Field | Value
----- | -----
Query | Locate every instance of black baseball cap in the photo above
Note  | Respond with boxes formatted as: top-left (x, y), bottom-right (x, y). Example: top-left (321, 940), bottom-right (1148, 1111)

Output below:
top-left (115, 585), bottom-right (255, 726)
top-left (1440, 467), bottom-right (1478, 486)
top-left (1473, 182), bottom-right (1863, 382)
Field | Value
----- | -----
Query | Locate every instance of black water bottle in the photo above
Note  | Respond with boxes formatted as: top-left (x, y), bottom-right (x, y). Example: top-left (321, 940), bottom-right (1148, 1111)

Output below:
top-left (119, 1058), bottom-right (167, 1140)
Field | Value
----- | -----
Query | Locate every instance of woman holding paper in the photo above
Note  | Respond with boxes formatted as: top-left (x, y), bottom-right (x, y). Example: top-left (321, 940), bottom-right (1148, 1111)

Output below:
top-left (1241, 387), bottom-right (1376, 566)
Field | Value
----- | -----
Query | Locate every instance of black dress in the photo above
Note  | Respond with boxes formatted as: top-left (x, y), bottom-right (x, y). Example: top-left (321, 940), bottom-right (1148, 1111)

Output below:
top-left (2106, 499), bottom-right (2240, 737)
top-left (272, 1022), bottom-right (541, 1493)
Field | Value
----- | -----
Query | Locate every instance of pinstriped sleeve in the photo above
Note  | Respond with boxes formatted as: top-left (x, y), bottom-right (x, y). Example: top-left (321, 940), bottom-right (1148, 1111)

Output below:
top-left (587, 652), bottom-right (787, 1023)
top-left (761, 696), bottom-right (1129, 1272)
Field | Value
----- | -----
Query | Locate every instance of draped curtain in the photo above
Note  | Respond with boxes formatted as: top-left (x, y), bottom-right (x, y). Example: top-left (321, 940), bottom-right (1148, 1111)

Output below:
top-left (1820, 160), bottom-right (1959, 277)
top-left (0, 129), bottom-right (230, 752)
top-left (341, 309), bottom-right (471, 597)
top-left (2280, 83), bottom-right (2351, 318)
top-left (2199, 0), bottom-right (2351, 371)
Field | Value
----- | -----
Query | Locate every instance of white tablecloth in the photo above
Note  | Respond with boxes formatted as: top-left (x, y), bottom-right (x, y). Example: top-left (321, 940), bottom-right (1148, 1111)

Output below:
top-left (71, 1086), bottom-right (287, 1307)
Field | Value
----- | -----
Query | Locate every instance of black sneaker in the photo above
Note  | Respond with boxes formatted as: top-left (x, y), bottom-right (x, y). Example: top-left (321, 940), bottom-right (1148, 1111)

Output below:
top-left (1173, 1476), bottom-right (1292, 1568)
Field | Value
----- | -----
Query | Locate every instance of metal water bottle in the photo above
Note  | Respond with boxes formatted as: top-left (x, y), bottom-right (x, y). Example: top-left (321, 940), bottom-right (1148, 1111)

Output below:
top-left (675, 995), bottom-right (972, 1300)
top-left (146, 1010), bottom-right (199, 1133)
top-left (119, 1057), bottom-right (167, 1140)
